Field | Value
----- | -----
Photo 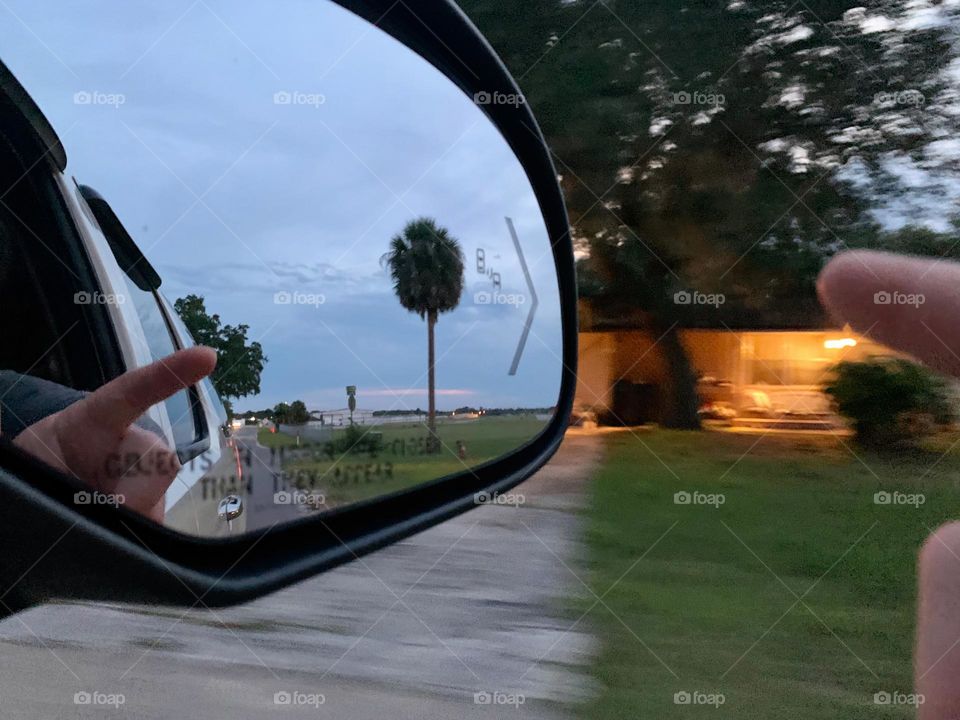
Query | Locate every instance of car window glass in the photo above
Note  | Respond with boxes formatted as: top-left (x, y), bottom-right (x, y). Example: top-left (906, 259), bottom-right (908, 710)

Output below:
top-left (119, 278), bottom-right (197, 447)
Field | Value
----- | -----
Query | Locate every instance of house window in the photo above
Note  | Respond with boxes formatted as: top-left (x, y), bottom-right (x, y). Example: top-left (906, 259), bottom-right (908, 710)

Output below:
top-left (745, 333), bottom-right (832, 386)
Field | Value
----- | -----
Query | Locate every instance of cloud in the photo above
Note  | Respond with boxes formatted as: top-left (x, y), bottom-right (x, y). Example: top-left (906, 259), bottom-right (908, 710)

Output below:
top-left (360, 388), bottom-right (476, 397)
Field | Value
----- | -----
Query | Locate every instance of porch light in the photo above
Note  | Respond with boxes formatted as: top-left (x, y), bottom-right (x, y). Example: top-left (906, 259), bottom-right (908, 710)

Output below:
top-left (824, 338), bottom-right (857, 349)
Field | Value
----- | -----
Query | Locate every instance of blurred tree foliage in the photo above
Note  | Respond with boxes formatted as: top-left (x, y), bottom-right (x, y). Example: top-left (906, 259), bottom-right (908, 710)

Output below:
top-left (461, 0), bottom-right (960, 426)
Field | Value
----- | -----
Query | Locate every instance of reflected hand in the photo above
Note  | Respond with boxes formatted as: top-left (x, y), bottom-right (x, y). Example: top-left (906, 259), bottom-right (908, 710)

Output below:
top-left (818, 250), bottom-right (960, 720)
top-left (13, 347), bottom-right (217, 523)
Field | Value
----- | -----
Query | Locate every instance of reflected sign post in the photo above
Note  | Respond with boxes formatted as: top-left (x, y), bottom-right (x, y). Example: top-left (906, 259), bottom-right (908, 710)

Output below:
top-left (346, 385), bottom-right (357, 425)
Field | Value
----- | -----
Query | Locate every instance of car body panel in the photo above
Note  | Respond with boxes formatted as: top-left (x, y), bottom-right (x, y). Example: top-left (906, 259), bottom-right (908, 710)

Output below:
top-left (0, 58), bottom-right (65, 171)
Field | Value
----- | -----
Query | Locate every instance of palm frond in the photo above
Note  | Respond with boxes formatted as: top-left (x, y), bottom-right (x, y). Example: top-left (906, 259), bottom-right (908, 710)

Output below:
top-left (382, 216), bottom-right (465, 319)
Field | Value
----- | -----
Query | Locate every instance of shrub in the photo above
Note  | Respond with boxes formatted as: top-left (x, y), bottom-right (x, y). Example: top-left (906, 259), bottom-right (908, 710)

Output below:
top-left (332, 423), bottom-right (383, 456)
top-left (824, 357), bottom-right (955, 447)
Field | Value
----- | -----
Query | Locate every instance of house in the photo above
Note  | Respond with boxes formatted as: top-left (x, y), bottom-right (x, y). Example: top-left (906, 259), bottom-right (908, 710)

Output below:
top-left (575, 301), bottom-right (900, 430)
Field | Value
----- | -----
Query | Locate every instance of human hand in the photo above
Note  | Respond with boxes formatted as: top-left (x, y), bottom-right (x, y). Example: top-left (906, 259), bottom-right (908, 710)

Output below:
top-left (13, 347), bottom-right (216, 523)
top-left (819, 250), bottom-right (960, 720)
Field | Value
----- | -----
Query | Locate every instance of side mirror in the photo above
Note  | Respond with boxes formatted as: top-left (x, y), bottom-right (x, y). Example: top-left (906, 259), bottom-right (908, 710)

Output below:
top-left (0, 0), bottom-right (576, 612)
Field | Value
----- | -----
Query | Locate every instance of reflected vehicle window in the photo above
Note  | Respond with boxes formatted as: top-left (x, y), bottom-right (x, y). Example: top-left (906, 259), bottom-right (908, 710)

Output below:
top-left (118, 280), bottom-right (197, 448)
top-left (162, 296), bottom-right (228, 426)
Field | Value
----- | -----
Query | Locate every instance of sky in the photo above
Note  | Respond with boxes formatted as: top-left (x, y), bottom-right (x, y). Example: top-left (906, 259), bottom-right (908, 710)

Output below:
top-left (0, 0), bottom-right (565, 413)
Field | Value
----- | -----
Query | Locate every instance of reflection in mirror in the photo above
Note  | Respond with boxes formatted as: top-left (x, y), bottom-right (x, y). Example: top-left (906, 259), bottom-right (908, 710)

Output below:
top-left (0, 1), bottom-right (562, 536)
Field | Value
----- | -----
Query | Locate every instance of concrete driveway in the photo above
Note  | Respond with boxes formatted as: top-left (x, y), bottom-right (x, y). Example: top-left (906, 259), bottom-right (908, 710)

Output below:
top-left (0, 432), bottom-right (603, 719)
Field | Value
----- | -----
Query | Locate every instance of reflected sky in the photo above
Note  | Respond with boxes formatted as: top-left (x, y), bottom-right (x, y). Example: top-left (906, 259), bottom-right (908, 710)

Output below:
top-left (1, 0), bottom-right (564, 413)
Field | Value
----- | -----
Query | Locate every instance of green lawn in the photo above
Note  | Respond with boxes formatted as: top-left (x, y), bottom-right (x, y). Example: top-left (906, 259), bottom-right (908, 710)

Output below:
top-left (254, 427), bottom-right (301, 449)
top-left (257, 416), bottom-right (548, 506)
top-left (580, 429), bottom-right (960, 719)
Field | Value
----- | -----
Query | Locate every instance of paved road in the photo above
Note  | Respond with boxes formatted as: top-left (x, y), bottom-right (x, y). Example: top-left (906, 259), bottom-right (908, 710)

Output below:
top-left (236, 424), bottom-right (293, 529)
top-left (0, 432), bottom-right (602, 719)
top-left (167, 425), bottom-right (334, 535)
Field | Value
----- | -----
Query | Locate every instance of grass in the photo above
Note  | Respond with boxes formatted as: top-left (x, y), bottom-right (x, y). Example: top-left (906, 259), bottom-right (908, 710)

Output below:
top-left (579, 429), bottom-right (960, 719)
top-left (255, 428), bottom-right (301, 449)
top-left (256, 416), bottom-right (547, 506)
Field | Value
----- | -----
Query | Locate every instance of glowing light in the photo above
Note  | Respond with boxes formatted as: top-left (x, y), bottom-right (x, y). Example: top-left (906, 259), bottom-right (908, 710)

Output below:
top-left (824, 338), bottom-right (857, 349)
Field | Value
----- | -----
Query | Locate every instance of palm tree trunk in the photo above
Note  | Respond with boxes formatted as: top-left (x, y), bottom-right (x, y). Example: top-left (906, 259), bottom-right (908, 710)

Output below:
top-left (427, 309), bottom-right (438, 452)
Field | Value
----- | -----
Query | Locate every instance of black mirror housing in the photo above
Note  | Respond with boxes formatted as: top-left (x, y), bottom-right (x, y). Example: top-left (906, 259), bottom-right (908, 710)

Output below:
top-left (0, 0), bottom-right (577, 613)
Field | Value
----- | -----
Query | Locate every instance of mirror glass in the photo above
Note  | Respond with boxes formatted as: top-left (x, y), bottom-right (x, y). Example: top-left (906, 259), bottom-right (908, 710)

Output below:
top-left (0, 0), bottom-right (563, 536)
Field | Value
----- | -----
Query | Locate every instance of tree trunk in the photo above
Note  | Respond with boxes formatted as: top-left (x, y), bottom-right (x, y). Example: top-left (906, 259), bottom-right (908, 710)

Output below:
top-left (427, 309), bottom-right (438, 452)
top-left (656, 321), bottom-right (701, 430)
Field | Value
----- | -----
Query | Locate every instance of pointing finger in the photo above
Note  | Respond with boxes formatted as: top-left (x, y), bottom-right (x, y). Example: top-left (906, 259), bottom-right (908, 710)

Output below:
top-left (67, 346), bottom-right (217, 437)
top-left (818, 250), bottom-right (960, 376)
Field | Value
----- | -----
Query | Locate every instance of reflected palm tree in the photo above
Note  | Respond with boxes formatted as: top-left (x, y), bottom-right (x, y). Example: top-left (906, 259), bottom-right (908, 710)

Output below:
top-left (382, 217), bottom-right (465, 450)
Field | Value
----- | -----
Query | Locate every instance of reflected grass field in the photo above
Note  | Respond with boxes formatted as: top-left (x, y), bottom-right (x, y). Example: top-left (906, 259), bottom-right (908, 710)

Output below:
top-left (257, 416), bottom-right (548, 506)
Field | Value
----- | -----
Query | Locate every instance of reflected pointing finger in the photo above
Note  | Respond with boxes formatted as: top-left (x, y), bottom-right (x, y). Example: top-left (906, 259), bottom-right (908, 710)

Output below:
top-left (71, 346), bottom-right (217, 436)
top-left (105, 429), bottom-right (182, 516)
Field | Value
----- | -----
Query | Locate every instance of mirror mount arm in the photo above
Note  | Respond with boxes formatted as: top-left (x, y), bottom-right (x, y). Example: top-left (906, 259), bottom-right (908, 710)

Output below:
top-left (77, 185), bottom-right (162, 292)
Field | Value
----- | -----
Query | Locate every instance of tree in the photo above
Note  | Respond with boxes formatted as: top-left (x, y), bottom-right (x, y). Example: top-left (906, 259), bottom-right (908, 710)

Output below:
top-left (273, 402), bottom-right (292, 425)
top-left (288, 400), bottom-right (310, 425)
top-left (235, 407), bottom-right (277, 421)
top-left (174, 294), bottom-right (267, 401)
top-left (382, 217), bottom-right (465, 446)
